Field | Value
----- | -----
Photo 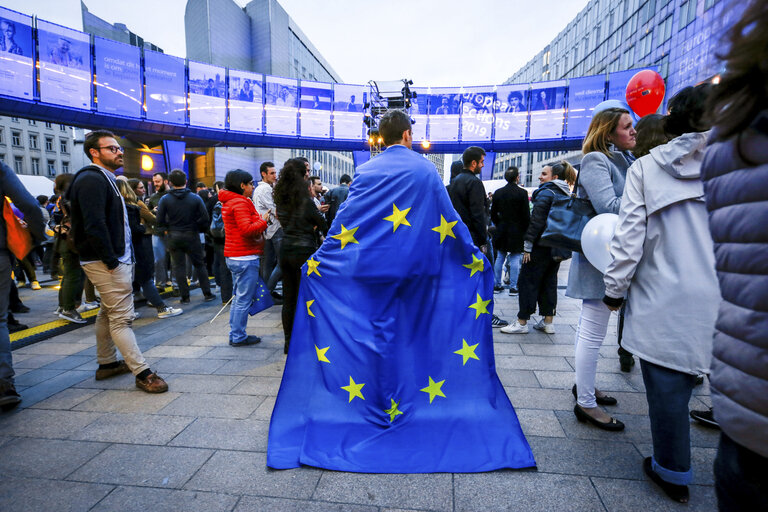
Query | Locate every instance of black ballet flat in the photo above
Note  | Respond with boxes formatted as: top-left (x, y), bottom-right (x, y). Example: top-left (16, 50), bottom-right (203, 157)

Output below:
top-left (573, 404), bottom-right (625, 431)
top-left (643, 457), bottom-right (689, 503)
top-left (572, 384), bottom-right (618, 406)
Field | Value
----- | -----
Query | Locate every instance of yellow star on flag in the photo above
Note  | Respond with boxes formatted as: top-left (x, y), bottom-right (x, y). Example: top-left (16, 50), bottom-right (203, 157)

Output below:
top-left (383, 203), bottom-right (412, 232)
top-left (315, 344), bottom-right (330, 363)
top-left (420, 376), bottom-right (446, 404)
top-left (331, 224), bottom-right (359, 249)
top-left (454, 339), bottom-right (480, 365)
top-left (468, 293), bottom-right (491, 319)
top-left (306, 258), bottom-right (321, 277)
top-left (431, 215), bottom-right (457, 243)
top-left (341, 376), bottom-right (365, 402)
top-left (384, 398), bottom-right (404, 422)
top-left (462, 254), bottom-right (484, 276)
top-left (306, 299), bottom-right (316, 317)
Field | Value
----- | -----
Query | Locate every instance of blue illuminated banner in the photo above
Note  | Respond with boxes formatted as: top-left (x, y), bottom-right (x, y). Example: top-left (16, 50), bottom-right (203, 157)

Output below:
top-left (428, 88), bottom-right (460, 141)
top-left (461, 87), bottom-right (495, 142)
top-left (229, 68), bottom-right (263, 133)
top-left (495, 84), bottom-right (529, 141)
top-left (300, 80), bottom-right (332, 138)
top-left (566, 75), bottom-right (606, 138)
top-left (0, 7), bottom-right (34, 100)
top-left (529, 80), bottom-right (566, 139)
top-left (144, 50), bottom-right (186, 124)
top-left (189, 60), bottom-right (226, 129)
top-left (265, 76), bottom-right (298, 136)
top-left (94, 37), bottom-right (141, 118)
top-left (607, 69), bottom-right (644, 103)
top-left (332, 83), bottom-right (365, 140)
top-left (409, 87), bottom-right (429, 142)
top-left (37, 19), bottom-right (91, 110)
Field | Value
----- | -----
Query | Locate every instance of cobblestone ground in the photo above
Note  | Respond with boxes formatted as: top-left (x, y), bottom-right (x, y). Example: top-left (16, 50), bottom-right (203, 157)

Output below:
top-left (0, 264), bottom-right (720, 511)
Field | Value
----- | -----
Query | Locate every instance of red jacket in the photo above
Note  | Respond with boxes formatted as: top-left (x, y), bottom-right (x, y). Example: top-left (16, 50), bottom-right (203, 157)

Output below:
top-left (219, 190), bottom-right (267, 257)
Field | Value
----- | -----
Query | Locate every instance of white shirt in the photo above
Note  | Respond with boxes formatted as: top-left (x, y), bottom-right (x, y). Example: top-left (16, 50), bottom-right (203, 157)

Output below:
top-left (252, 181), bottom-right (280, 239)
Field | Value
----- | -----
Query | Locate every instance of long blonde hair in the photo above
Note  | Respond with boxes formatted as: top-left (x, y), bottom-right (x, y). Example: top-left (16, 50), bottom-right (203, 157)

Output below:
top-left (582, 107), bottom-right (630, 156)
top-left (116, 179), bottom-right (137, 205)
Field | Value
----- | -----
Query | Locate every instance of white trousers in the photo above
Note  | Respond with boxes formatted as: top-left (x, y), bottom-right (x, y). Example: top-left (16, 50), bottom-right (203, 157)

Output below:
top-left (574, 299), bottom-right (612, 408)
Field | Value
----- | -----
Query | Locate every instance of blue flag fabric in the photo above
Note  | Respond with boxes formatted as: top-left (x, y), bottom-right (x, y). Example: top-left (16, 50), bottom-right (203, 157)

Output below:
top-left (267, 145), bottom-right (535, 473)
top-left (248, 274), bottom-right (274, 316)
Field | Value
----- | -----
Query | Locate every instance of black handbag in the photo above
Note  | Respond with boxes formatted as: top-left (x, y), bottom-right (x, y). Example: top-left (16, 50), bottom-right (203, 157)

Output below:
top-left (538, 169), bottom-right (596, 253)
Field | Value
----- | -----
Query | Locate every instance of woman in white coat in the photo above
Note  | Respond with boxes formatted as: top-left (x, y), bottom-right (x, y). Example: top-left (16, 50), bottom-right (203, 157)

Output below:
top-left (602, 84), bottom-right (720, 504)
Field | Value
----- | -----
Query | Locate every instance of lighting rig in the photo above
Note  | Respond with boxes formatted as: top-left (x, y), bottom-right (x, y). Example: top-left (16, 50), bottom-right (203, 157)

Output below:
top-left (363, 79), bottom-right (416, 155)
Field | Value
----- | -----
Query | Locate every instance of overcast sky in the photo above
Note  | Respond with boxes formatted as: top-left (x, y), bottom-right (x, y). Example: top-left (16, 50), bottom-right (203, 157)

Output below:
top-left (8, 0), bottom-right (588, 87)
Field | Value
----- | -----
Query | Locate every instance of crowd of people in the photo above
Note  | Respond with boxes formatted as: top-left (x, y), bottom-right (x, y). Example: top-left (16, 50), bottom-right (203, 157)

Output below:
top-left (0, 1), bottom-right (765, 508)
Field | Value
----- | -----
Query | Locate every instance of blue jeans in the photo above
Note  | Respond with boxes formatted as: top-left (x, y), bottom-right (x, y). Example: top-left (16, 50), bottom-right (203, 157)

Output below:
top-left (226, 258), bottom-right (260, 343)
top-left (0, 251), bottom-right (13, 387)
top-left (152, 234), bottom-right (168, 285)
top-left (640, 359), bottom-right (696, 485)
top-left (715, 431), bottom-right (768, 511)
top-left (494, 251), bottom-right (521, 288)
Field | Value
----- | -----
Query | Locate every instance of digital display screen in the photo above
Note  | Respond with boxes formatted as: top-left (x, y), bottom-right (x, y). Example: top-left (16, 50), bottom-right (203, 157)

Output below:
top-left (37, 19), bottom-right (91, 109)
top-left (428, 88), bottom-right (460, 141)
top-left (607, 69), bottom-right (643, 103)
top-left (94, 37), bottom-right (142, 118)
top-left (409, 87), bottom-right (429, 142)
top-left (144, 50), bottom-right (186, 125)
top-left (265, 76), bottom-right (298, 136)
top-left (229, 68), bottom-right (263, 133)
top-left (565, 75), bottom-right (606, 138)
top-left (299, 79), bottom-right (332, 138)
top-left (528, 80), bottom-right (566, 139)
top-left (461, 87), bottom-right (495, 142)
top-left (332, 83), bottom-right (365, 140)
top-left (495, 85), bottom-right (529, 140)
top-left (188, 60), bottom-right (226, 129)
top-left (0, 7), bottom-right (34, 100)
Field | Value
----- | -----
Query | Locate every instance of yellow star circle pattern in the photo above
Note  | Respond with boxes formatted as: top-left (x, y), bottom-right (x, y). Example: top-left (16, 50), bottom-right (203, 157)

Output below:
top-left (341, 376), bottom-right (365, 402)
top-left (431, 215), bottom-right (457, 243)
top-left (383, 203), bottom-right (412, 232)
top-left (454, 339), bottom-right (480, 365)
top-left (384, 398), bottom-right (404, 422)
top-left (462, 254), bottom-right (484, 276)
top-left (468, 293), bottom-right (491, 319)
top-left (331, 224), bottom-right (359, 249)
top-left (420, 376), bottom-right (446, 404)
top-left (315, 344), bottom-right (330, 363)
top-left (306, 299), bottom-right (316, 318)
top-left (306, 258), bottom-right (321, 277)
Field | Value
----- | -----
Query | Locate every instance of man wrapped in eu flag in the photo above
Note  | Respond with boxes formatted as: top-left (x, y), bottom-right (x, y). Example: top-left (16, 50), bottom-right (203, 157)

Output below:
top-left (267, 109), bottom-right (535, 473)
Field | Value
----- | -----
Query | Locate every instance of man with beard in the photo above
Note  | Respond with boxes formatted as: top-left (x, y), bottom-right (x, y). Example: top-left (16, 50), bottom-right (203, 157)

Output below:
top-left (149, 172), bottom-right (170, 290)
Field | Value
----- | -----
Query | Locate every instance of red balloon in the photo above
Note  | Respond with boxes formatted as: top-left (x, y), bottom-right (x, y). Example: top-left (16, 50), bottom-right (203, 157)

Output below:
top-left (625, 70), bottom-right (665, 118)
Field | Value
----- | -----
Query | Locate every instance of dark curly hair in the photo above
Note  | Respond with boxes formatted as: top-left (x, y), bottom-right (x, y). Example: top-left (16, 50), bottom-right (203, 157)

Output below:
top-left (633, 114), bottom-right (671, 158)
top-left (273, 158), bottom-right (310, 216)
top-left (664, 84), bottom-right (713, 137)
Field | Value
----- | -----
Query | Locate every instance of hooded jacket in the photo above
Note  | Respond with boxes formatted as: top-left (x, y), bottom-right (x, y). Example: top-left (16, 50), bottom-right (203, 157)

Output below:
top-left (523, 179), bottom-right (570, 254)
top-left (219, 189), bottom-right (266, 257)
top-left (603, 132), bottom-right (720, 375)
top-left (701, 112), bottom-right (768, 458)
top-left (155, 187), bottom-right (209, 234)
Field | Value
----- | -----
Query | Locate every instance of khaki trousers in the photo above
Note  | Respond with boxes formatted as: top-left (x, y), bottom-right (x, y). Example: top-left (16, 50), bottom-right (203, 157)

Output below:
top-left (82, 262), bottom-right (148, 375)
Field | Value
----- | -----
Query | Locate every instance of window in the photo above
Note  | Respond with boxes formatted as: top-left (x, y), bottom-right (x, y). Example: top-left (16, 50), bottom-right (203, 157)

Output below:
top-left (0, 129), bottom-right (3, 144)
top-left (29, 134), bottom-right (38, 149)
top-left (14, 155), bottom-right (23, 173)
top-left (659, 15), bottom-right (673, 43)
top-left (59, 139), bottom-right (68, 154)
top-left (622, 46), bottom-right (635, 69)
top-left (47, 160), bottom-right (56, 176)
top-left (11, 131), bottom-right (21, 147)
top-left (0, 154), bottom-right (4, 163)
top-left (640, 0), bottom-right (657, 24)
top-left (704, 0), bottom-right (719, 10)
top-left (31, 158), bottom-right (40, 175)
top-left (638, 31), bottom-right (653, 59)
top-left (62, 161), bottom-right (69, 173)
top-left (45, 122), bottom-right (52, 129)
top-left (45, 136), bottom-right (54, 152)
top-left (59, 124), bottom-right (66, 131)
top-left (11, 117), bottom-right (19, 123)
top-left (679, 0), bottom-right (696, 30)
top-left (28, 119), bottom-right (36, 126)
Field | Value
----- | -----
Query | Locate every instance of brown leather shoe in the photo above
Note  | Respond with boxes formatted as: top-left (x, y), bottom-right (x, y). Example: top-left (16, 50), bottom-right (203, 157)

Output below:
top-left (95, 361), bottom-right (131, 381)
top-left (135, 372), bottom-right (168, 393)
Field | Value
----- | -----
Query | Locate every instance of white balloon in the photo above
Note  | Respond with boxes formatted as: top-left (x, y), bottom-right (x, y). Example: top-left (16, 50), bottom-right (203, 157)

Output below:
top-left (581, 213), bottom-right (619, 274)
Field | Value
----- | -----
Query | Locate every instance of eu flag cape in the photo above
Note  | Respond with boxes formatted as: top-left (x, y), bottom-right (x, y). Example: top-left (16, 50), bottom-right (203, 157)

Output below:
top-left (267, 145), bottom-right (535, 473)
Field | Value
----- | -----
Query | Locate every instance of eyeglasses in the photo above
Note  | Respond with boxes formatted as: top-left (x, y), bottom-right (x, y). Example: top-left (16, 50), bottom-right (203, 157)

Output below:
top-left (98, 145), bottom-right (123, 154)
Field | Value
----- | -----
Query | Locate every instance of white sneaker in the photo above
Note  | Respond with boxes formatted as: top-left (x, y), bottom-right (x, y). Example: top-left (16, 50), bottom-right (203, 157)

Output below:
top-left (532, 319), bottom-right (556, 334)
top-left (132, 311), bottom-right (141, 320)
top-left (76, 301), bottom-right (100, 313)
top-left (157, 306), bottom-right (183, 319)
top-left (500, 320), bottom-right (529, 334)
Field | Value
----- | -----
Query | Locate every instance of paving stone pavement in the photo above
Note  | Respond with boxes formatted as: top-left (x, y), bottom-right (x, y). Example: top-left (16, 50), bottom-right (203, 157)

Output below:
top-left (1, 266), bottom-right (721, 511)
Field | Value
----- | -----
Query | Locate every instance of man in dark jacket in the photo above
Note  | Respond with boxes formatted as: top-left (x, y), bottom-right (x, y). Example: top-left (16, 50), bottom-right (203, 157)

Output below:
top-left (490, 167), bottom-right (530, 294)
top-left (156, 169), bottom-right (215, 304)
top-left (325, 174), bottom-right (352, 228)
top-left (0, 161), bottom-right (45, 409)
top-left (448, 146), bottom-right (488, 253)
top-left (68, 130), bottom-right (167, 393)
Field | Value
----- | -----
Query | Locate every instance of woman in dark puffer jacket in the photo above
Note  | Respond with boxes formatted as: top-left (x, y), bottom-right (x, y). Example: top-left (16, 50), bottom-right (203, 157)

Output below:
top-left (700, 2), bottom-right (768, 510)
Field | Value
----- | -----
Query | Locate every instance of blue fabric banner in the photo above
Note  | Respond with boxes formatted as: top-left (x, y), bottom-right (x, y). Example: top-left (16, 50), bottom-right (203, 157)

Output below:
top-left (267, 144), bottom-right (535, 473)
